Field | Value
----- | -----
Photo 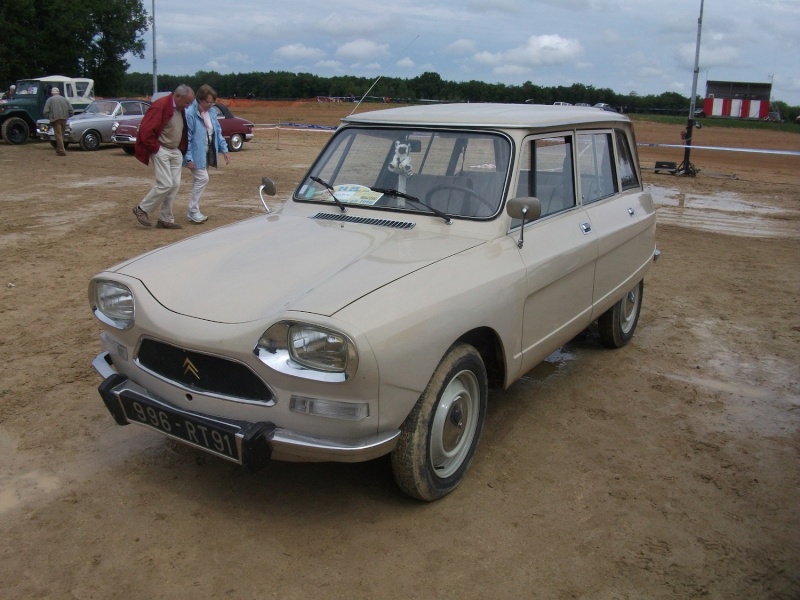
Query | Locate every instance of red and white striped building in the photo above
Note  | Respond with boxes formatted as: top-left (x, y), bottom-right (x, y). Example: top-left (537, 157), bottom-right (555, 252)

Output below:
top-left (702, 80), bottom-right (772, 120)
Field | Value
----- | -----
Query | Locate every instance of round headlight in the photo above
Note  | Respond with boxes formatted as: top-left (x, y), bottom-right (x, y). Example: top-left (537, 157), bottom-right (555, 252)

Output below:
top-left (91, 280), bottom-right (134, 329)
top-left (255, 321), bottom-right (359, 382)
top-left (289, 325), bottom-right (350, 372)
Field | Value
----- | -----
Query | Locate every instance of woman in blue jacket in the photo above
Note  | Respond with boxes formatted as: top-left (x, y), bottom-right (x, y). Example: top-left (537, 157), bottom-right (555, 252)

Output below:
top-left (184, 84), bottom-right (230, 223)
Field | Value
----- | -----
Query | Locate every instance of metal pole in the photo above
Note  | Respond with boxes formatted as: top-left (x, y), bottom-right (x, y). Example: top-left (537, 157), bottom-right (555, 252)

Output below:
top-left (680, 0), bottom-right (704, 176)
top-left (152, 0), bottom-right (157, 96)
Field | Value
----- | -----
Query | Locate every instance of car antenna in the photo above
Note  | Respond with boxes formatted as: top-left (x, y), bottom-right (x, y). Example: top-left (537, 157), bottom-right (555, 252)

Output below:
top-left (349, 35), bottom-right (420, 116)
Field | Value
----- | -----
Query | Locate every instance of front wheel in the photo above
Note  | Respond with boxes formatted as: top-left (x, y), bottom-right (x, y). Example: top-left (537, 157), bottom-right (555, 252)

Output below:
top-left (122, 146), bottom-right (135, 155)
top-left (228, 133), bottom-right (244, 151)
top-left (2, 117), bottom-right (30, 145)
top-left (391, 343), bottom-right (487, 501)
top-left (598, 280), bottom-right (644, 348)
top-left (80, 130), bottom-right (101, 151)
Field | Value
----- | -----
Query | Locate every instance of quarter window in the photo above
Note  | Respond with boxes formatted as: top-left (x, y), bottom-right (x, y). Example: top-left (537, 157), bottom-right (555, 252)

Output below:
top-left (615, 130), bottom-right (639, 190)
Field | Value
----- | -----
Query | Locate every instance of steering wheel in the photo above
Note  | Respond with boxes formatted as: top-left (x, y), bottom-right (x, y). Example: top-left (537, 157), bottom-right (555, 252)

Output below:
top-left (424, 184), bottom-right (495, 215)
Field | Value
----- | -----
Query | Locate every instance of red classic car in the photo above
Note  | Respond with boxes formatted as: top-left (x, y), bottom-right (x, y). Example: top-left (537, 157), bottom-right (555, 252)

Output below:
top-left (111, 102), bottom-right (255, 153)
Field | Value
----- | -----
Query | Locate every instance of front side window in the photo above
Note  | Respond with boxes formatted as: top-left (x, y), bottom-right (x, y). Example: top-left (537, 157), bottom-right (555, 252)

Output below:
top-left (521, 136), bottom-right (575, 216)
top-left (577, 132), bottom-right (617, 204)
top-left (85, 101), bottom-right (118, 116)
top-left (296, 127), bottom-right (511, 219)
top-left (511, 134), bottom-right (574, 228)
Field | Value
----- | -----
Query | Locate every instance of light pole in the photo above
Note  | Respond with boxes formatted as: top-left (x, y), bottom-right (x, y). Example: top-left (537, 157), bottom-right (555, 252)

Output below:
top-left (152, 0), bottom-right (158, 96)
top-left (678, 0), bottom-right (704, 176)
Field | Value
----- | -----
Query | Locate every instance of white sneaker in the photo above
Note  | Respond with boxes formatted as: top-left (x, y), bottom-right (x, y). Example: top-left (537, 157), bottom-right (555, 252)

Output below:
top-left (188, 213), bottom-right (208, 223)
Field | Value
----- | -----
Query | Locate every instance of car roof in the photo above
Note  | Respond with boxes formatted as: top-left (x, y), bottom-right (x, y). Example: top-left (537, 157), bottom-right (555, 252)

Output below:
top-left (343, 102), bottom-right (630, 129)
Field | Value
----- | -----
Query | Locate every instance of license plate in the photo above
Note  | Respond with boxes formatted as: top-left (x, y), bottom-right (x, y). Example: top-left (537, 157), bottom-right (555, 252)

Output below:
top-left (119, 394), bottom-right (241, 462)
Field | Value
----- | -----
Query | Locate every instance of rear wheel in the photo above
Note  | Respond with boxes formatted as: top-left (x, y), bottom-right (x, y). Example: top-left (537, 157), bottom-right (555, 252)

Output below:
top-left (80, 130), bottom-right (101, 151)
top-left (598, 280), bottom-right (643, 348)
top-left (2, 117), bottom-right (30, 144)
top-left (391, 343), bottom-right (487, 501)
top-left (228, 133), bottom-right (244, 151)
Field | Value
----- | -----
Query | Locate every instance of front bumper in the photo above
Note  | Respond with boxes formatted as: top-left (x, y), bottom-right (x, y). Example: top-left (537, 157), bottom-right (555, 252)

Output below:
top-left (111, 134), bottom-right (135, 145)
top-left (93, 352), bottom-right (400, 466)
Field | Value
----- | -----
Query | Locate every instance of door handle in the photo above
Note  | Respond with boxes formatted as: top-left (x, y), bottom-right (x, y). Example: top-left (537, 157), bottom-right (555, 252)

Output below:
top-left (580, 222), bottom-right (592, 234)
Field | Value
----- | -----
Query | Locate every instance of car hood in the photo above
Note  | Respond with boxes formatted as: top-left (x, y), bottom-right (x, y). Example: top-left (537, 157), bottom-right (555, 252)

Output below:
top-left (113, 212), bottom-right (485, 323)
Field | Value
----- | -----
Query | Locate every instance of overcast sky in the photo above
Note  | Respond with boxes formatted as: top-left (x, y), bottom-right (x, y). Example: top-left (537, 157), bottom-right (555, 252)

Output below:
top-left (125, 0), bottom-right (800, 106)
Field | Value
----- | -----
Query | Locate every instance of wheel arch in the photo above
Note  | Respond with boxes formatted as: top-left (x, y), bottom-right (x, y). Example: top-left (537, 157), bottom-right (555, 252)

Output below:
top-left (1, 111), bottom-right (36, 129)
top-left (455, 326), bottom-right (506, 389)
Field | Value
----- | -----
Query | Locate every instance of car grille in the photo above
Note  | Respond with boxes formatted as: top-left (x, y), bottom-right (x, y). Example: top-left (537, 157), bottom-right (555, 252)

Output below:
top-left (136, 338), bottom-right (274, 403)
top-left (311, 212), bottom-right (415, 229)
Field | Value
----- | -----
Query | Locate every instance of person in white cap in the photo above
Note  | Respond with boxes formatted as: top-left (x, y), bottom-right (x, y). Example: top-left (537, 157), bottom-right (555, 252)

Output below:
top-left (43, 87), bottom-right (74, 156)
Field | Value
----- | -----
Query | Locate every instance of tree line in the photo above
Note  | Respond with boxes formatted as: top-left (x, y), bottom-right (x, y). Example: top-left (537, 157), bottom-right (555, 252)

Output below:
top-left (121, 70), bottom-right (798, 122)
top-left (121, 70), bottom-right (701, 115)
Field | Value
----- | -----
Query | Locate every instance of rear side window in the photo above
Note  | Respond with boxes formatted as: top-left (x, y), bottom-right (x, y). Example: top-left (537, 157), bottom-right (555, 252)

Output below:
top-left (615, 130), bottom-right (639, 190)
top-left (577, 132), bottom-right (617, 204)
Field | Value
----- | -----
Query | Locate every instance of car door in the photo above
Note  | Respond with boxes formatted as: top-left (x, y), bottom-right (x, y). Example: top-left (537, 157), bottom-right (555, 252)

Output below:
top-left (577, 129), bottom-right (654, 315)
top-left (512, 134), bottom-right (597, 369)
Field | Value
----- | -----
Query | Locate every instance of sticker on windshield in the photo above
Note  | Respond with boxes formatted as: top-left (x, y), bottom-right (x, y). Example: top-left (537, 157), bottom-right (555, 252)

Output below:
top-left (330, 185), bottom-right (383, 206)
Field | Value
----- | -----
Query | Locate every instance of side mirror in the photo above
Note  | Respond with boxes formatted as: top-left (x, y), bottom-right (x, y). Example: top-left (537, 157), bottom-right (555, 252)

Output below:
top-left (506, 196), bottom-right (541, 249)
top-left (259, 177), bottom-right (276, 213)
top-left (506, 196), bottom-right (541, 221)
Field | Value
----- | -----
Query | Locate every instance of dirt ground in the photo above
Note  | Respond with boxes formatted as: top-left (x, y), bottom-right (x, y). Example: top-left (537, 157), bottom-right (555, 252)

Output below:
top-left (1, 102), bottom-right (798, 599)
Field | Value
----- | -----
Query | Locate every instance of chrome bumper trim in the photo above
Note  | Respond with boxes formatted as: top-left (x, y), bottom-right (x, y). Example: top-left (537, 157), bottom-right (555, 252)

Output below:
top-left (92, 351), bottom-right (399, 463)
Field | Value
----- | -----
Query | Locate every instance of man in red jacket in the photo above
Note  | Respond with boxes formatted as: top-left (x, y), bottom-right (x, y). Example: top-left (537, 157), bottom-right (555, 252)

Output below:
top-left (133, 84), bottom-right (195, 229)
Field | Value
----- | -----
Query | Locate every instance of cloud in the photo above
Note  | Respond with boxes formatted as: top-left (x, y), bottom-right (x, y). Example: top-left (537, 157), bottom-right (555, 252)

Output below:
top-left (474, 34), bottom-right (583, 70)
top-left (678, 42), bottom-right (742, 70)
top-left (466, 0), bottom-right (524, 12)
top-left (336, 39), bottom-right (390, 61)
top-left (446, 39), bottom-right (477, 55)
top-left (397, 57), bottom-right (416, 69)
top-left (314, 60), bottom-right (343, 70)
top-left (274, 44), bottom-right (325, 62)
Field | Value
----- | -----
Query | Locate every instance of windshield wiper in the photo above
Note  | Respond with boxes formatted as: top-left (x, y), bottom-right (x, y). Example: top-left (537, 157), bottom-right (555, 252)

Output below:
top-left (371, 187), bottom-right (452, 225)
top-left (310, 176), bottom-right (346, 212)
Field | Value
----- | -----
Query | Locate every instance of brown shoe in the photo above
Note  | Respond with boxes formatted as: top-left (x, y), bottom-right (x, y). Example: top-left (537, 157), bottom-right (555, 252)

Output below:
top-left (156, 219), bottom-right (182, 229)
top-left (133, 205), bottom-right (151, 227)
top-left (56, 151), bottom-right (66, 156)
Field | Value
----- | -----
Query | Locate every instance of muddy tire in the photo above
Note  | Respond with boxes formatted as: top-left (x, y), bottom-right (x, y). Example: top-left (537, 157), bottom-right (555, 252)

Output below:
top-left (2, 117), bottom-right (30, 145)
top-left (391, 343), bottom-right (487, 501)
top-left (598, 280), bottom-right (643, 348)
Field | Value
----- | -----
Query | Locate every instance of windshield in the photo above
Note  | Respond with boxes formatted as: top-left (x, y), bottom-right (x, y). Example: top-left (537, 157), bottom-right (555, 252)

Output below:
top-left (84, 101), bottom-right (119, 116)
top-left (296, 127), bottom-right (511, 219)
top-left (15, 81), bottom-right (40, 96)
